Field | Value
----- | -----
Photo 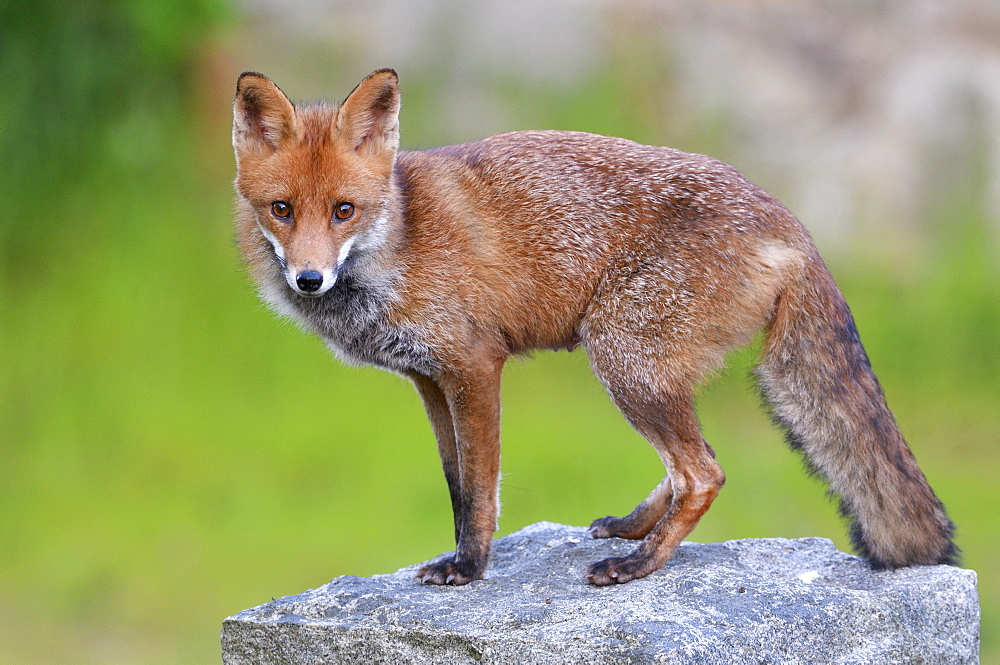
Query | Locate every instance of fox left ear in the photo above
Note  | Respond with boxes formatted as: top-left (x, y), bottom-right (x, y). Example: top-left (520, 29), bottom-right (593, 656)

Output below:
top-left (335, 69), bottom-right (400, 160)
top-left (233, 72), bottom-right (297, 157)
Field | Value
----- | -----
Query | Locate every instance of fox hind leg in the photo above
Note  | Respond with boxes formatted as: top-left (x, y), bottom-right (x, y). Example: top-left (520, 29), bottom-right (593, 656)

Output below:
top-left (582, 304), bottom-right (727, 584)
top-left (588, 476), bottom-right (673, 540)
top-left (587, 381), bottom-right (725, 585)
top-left (588, 438), bottom-right (720, 541)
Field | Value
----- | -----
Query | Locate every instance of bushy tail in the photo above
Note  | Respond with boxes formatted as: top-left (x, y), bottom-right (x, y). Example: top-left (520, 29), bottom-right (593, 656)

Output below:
top-left (756, 255), bottom-right (957, 568)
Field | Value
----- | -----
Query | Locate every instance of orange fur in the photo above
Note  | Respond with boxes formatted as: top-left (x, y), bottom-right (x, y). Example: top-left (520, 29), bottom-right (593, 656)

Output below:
top-left (232, 70), bottom-right (955, 586)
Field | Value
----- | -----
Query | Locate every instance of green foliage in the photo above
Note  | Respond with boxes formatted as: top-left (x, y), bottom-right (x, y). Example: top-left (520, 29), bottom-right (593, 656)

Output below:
top-left (1, 10), bottom-right (996, 663)
top-left (0, 0), bottom-right (230, 256)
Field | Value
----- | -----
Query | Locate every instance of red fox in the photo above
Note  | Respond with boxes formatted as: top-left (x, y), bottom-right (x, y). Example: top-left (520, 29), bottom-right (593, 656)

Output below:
top-left (232, 69), bottom-right (956, 586)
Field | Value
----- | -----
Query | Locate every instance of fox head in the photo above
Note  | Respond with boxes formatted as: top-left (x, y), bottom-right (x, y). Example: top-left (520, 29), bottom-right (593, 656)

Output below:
top-left (232, 69), bottom-right (400, 297)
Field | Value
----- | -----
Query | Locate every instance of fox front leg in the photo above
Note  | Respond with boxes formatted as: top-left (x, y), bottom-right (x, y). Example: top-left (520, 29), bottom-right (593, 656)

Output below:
top-left (413, 361), bottom-right (503, 585)
top-left (409, 373), bottom-right (463, 543)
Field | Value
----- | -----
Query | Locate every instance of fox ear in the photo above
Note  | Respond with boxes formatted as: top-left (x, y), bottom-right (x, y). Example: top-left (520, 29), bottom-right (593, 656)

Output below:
top-left (334, 69), bottom-right (400, 159)
top-left (233, 72), bottom-right (296, 155)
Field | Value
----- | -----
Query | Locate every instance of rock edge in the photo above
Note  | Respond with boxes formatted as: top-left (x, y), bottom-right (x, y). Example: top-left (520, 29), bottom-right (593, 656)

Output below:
top-left (222, 522), bottom-right (979, 664)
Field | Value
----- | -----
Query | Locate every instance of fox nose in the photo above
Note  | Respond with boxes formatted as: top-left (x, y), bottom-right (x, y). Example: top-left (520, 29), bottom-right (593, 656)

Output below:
top-left (295, 270), bottom-right (324, 293)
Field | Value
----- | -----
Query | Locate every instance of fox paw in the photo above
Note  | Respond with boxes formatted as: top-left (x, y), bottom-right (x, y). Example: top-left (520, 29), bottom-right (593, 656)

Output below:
top-left (584, 554), bottom-right (659, 586)
top-left (588, 515), bottom-right (648, 540)
top-left (588, 515), bottom-right (626, 539)
top-left (415, 556), bottom-right (482, 586)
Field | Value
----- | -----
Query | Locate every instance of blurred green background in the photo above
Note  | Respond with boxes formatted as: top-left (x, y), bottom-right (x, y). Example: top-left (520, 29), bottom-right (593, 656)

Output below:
top-left (2, 1), bottom-right (997, 663)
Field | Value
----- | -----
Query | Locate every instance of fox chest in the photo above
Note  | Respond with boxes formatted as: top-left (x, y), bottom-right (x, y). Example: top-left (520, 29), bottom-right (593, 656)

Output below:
top-left (287, 280), bottom-right (440, 376)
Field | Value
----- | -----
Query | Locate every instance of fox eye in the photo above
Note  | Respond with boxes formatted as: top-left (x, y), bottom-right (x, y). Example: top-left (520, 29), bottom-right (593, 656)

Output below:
top-left (270, 201), bottom-right (291, 219)
top-left (334, 202), bottom-right (355, 222)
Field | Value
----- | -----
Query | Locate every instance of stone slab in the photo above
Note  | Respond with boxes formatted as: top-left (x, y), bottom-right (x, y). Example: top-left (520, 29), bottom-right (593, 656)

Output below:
top-left (222, 522), bottom-right (979, 664)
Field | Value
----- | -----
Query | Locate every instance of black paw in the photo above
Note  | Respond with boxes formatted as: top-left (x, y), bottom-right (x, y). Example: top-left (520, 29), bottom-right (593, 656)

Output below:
top-left (415, 556), bottom-right (483, 586)
top-left (584, 554), bottom-right (658, 586)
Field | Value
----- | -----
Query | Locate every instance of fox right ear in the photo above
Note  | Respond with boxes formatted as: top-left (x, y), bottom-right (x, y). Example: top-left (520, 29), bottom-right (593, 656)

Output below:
top-left (334, 69), bottom-right (400, 161)
top-left (233, 72), bottom-right (296, 155)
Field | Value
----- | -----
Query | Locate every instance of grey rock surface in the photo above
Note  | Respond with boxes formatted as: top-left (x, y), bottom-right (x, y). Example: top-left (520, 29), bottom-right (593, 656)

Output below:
top-left (221, 522), bottom-right (979, 664)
